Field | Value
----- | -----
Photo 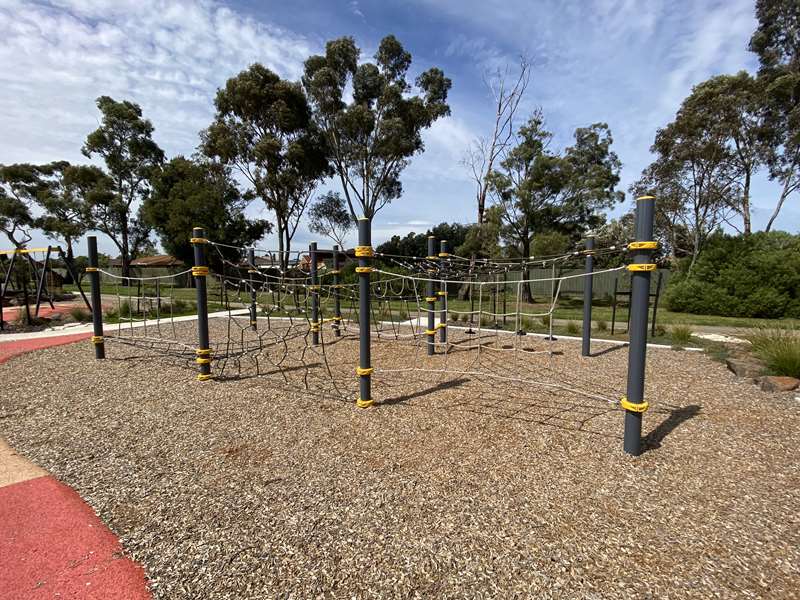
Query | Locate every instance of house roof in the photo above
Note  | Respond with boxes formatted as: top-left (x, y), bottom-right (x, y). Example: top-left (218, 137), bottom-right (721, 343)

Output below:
top-left (109, 255), bottom-right (185, 268)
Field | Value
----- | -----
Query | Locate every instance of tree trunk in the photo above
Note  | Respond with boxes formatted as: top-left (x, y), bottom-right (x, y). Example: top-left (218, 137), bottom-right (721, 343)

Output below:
top-left (121, 221), bottom-right (131, 283)
top-left (520, 236), bottom-right (533, 304)
top-left (765, 173), bottom-right (795, 232)
top-left (742, 170), bottom-right (752, 235)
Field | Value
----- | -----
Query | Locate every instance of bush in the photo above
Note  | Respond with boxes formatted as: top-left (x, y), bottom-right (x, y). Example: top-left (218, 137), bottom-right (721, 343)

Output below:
top-left (595, 319), bottom-right (608, 332)
top-left (566, 320), bottom-right (580, 335)
top-left (670, 324), bottom-right (693, 347)
top-left (747, 327), bottom-right (800, 378)
top-left (68, 306), bottom-right (91, 322)
top-left (540, 314), bottom-right (551, 328)
top-left (665, 232), bottom-right (800, 319)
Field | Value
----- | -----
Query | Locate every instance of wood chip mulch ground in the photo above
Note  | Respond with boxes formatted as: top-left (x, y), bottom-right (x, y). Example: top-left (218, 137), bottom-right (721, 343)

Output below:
top-left (1, 319), bottom-right (799, 599)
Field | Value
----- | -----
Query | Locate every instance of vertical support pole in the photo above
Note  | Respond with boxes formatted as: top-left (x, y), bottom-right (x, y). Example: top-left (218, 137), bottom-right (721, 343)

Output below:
top-left (34, 246), bottom-right (52, 317)
top-left (611, 275), bottom-right (619, 335)
top-left (623, 196), bottom-right (656, 456)
top-left (248, 247), bottom-right (258, 331)
top-left (333, 244), bottom-right (342, 337)
top-left (192, 228), bottom-right (212, 381)
top-left (356, 218), bottom-right (373, 407)
top-left (439, 239), bottom-right (448, 346)
top-left (651, 270), bottom-right (664, 337)
top-left (581, 235), bottom-right (595, 357)
top-left (310, 241), bottom-right (319, 345)
top-left (87, 236), bottom-right (105, 359)
top-left (426, 236), bottom-right (436, 356)
top-left (0, 252), bottom-right (17, 330)
top-left (502, 268), bottom-right (507, 327)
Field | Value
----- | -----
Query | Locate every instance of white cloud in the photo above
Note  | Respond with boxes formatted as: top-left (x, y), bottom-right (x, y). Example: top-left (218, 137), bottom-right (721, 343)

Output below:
top-left (0, 0), bottom-right (313, 165)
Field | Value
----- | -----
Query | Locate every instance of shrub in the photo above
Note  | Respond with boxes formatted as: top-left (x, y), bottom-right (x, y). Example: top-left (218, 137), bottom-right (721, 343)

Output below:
top-left (540, 314), bottom-right (551, 328)
top-left (747, 327), bottom-right (800, 378)
top-left (68, 306), bottom-right (91, 322)
top-left (595, 319), bottom-right (608, 332)
top-left (566, 320), bottom-right (580, 335)
top-left (459, 312), bottom-right (469, 323)
top-left (670, 324), bottom-right (693, 347)
top-left (665, 231), bottom-right (800, 319)
top-left (654, 324), bottom-right (667, 338)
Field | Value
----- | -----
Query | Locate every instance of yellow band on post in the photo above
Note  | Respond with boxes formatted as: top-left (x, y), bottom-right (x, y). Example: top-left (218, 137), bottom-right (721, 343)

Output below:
top-left (627, 263), bottom-right (656, 272)
top-left (425, 296), bottom-right (438, 303)
top-left (355, 266), bottom-right (372, 274)
top-left (426, 255), bottom-right (438, 260)
top-left (425, 329), bottom-right (436, 335)
top-left (438, 252), bottom-right (450, 257)
top-left (195, 357), bottom-right (212, 365)
top-left (91, 335), bottom-right (103, 344)
top-left (197, 373), bottom-right (214, 382)
top-left (190, 237), bottom-right (208, 244)
top-left (355, 397), bottom-right (374, 408)
top-left (628, 241), bottom-right (658, 250)
top-left (195, 348), bottom-right (212, 356)
top-left (436, 291), bottom-right (447, 296)
top-left (620, 396), bottom-right (649, 413)
top-left (436, 323), bottom-right (447, 329)
top-left (356, 366), bottom-right (374, 376)
top-left (636, 195), bottom-right (655, 201)
top-left (85, 267), bottom-right (98, 272)
top-left (355, 245), bottom-right (374, 257)
top-left (192, 266), bottom-right (209, 277)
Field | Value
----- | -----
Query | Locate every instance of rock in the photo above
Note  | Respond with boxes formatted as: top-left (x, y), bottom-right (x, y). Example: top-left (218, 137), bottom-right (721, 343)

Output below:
top-left (726, 357), bottom-right (764, 379)
top-left (760, 376), bottom-right (800, 392)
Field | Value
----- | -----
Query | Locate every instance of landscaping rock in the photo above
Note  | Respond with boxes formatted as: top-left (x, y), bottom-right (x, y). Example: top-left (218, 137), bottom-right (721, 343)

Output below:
top-left (725, 357), bottom-right (764, 379)
top-left (760, 376), bottom-right (800, 392)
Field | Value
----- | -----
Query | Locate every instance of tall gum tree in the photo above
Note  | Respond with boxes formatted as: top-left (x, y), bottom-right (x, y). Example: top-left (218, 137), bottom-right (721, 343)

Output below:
top-left (302, 35), bottom-right (451, 221)
top-left (82, 96), bottom-right (164, 279)
top-left (202, 64), bottom-right (329, 270)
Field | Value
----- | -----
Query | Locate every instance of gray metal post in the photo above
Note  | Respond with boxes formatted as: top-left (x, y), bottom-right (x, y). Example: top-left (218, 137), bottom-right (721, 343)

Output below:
top-left (623, 196), bottom-right (657, 455)
top-left (356, 219), bottom-right (373, 407)
top-left (192, 228), bottom-right (212, 381)
top-left (426, 236), bottom-right (436, 355)
top-left (87, 236), bottom-right (105, 359)
top-left (310, 241), bottom-right (319, 345)
top-left (439, 239), bottom-right (448, 345)
top-left (581, 235), bottom-right (595, 356)
top-left (333, 245), bottom-right (341, 337)
top-left (248, 247), bottom-right (258, 331)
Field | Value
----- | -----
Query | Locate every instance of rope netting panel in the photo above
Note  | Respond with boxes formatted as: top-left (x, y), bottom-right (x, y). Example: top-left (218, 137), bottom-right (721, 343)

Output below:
top-left (97, 237), bottom-right (630, 411)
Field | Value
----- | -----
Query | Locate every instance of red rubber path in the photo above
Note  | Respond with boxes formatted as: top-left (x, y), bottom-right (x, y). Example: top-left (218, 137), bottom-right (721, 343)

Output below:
top-left (0, 333), bottom-right (151, 599)
top-left (0, 332), bottom-right (92, 364)
top-left (0, 477), bottom-right (151, 599)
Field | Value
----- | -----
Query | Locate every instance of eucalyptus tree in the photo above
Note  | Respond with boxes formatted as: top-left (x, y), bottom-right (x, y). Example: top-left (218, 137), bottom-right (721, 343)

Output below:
top-left (82, 96), bottom-right (165, 278)
top-left (488, 114), bottom-right (622, 300)
top-left (302, 35), bottom-right (451, 221)
top-left (308, 191), bottom-right (355, 248)
top-left (749, 0), bottom-right (800, 231)
top-left (202, 64), bottom-right (329, 270)
top-left (0, 164), bottom-right (38, 248)
top-left (143, 156), bottom-right (269, 268)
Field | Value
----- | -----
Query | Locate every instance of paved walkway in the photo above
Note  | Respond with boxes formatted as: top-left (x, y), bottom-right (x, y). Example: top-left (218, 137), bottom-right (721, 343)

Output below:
top-left (0, 335), bottom-right (151, 599)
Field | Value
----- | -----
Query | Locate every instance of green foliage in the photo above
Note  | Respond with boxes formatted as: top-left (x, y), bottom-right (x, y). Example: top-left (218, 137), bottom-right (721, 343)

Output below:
top-left (595, 319), bottom-right (608, 332)
top-left (303, 35), bottom-right (451, 219)
top-left (143, 156), bottom-right (269, 268)
top-left (540, 314), bottom-right (551, 328)
top-left (377, 222), bottom-right (471, 257)
top-left (308, 191), bottom-right (354, 247)
top-left (82, 96), bottom-right (164, 276)
top-left (666, 232), bottom-right (800, 318)
top-left (747, 326), bottom-right (800, 378)
top-left (566, 320), bottom-right (580, 335)
top-left (68, 306), bottom-right (91, 322)
top-left (202, 64), bottom-right (328, 268)
top-left (532, 231), bottom-right (571, 257)
top-left (0, 164), bottom-right (39, 247)
top-left (670, 324), bottom-right (693, 347)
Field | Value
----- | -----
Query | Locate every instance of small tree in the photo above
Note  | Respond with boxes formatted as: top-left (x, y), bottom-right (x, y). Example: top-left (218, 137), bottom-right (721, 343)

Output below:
top-left (202, 64), bottom-right (330, 270)
top-left (143, 156), bottom-right (270, 267)
top-left (82, 96), bottom-right (165, 278)
top-left (308, 191), bottom-right (355, 248)
top-left (303, 35), bottom-right (451, 220)
top-left (0, 164), bottom-right (38, 248)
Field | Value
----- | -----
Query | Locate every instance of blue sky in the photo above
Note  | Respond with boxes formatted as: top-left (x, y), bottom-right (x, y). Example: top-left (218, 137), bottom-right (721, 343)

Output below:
top-left (0, 0), bottom-right (795, 255)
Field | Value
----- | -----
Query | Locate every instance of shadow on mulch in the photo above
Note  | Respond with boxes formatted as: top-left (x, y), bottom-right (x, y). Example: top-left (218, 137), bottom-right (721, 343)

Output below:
top-left (378, 377), bottom-right (470, 407)
top-left (642, 404), bottom-right (702, 452)
top-left (590, 344), bottom-right (627, 358)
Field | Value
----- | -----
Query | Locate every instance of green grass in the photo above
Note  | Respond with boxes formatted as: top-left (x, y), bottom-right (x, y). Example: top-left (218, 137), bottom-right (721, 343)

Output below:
top-left (566, 320), bottom-right (580, 335)
top-left (595, 319), bottom-right (608, 332)
top-left (747, 327), bottom-right (800, 378)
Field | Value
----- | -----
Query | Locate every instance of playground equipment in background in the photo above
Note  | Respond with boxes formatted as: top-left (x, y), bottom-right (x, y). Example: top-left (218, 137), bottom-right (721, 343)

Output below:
top-left (0, 245), bottom-right (90, 329)
top-left (85, 197), bottom-right (659, 456)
